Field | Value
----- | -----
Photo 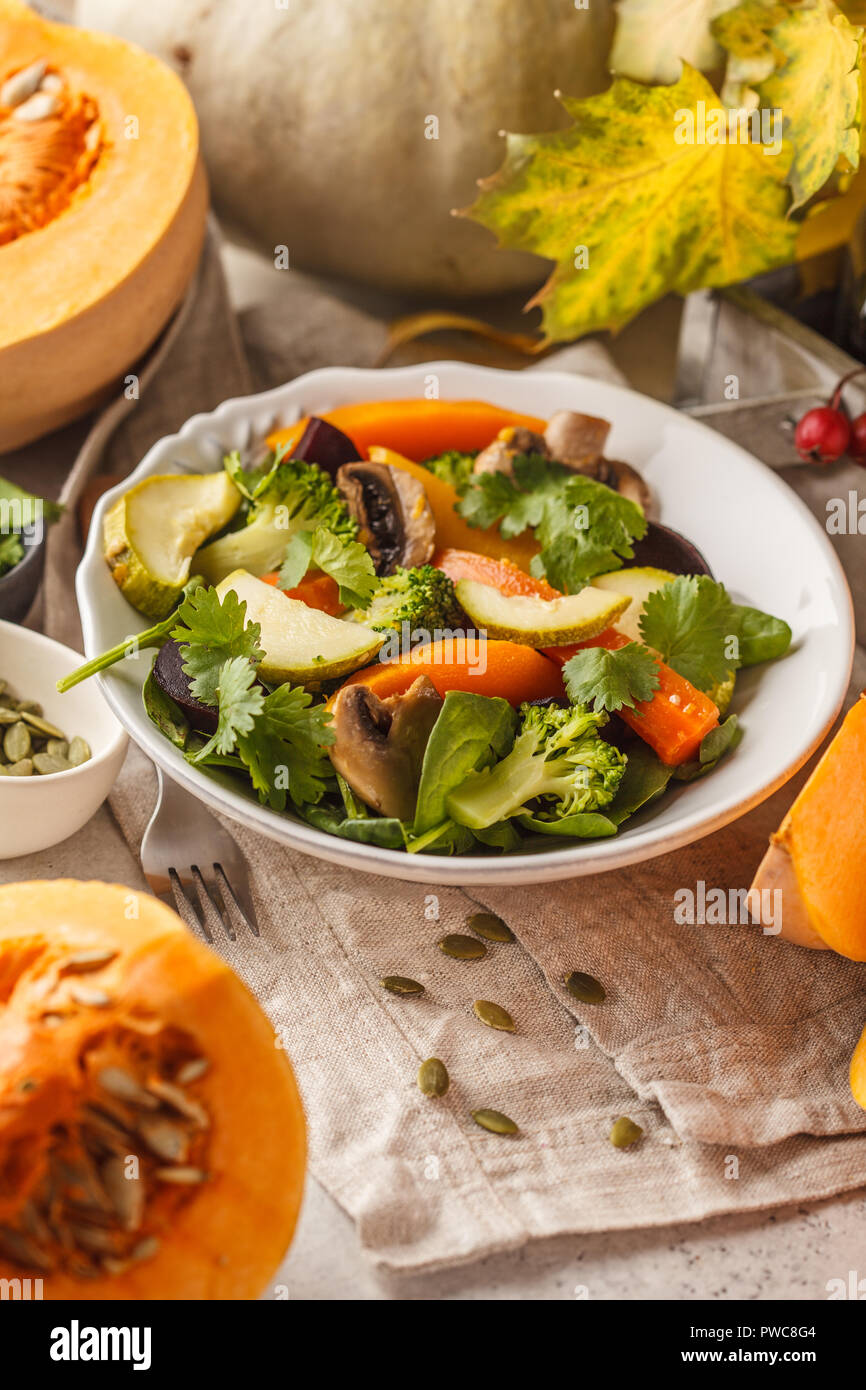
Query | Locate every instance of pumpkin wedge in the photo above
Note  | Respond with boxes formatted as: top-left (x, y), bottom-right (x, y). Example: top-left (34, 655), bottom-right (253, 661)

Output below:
top-left (0, 880), bottom-right (306, 1300)
top-left (748, 694), bottom-right (866, 960)
top-left (0, 0), bottom-right (207, 450)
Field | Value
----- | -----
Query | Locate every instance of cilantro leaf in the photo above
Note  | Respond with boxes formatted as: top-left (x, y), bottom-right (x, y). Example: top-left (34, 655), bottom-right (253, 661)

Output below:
top-left (236, 683), bottom-right (335, 811)
top-left (639, 575), bottom-right (737, 691)
top-left (277, 530), bottom-right (314, 592)
top-left (458, 455), bottom-right (647, 592)
top-left (277, 527), bottom-right (377, 609)
top-left (191, 656), bottom-right (265, 762)
top-left (563, 643), bottom-right (661, 713)
top-left (172, 587), bottom-right (264, 706)
top-left (309, 529), bottom-right (377, 608)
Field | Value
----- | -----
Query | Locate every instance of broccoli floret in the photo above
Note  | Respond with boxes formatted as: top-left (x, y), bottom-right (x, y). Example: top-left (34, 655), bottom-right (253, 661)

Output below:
top-left (195, 456), bottom-right (353, 584)
top-left (446, 702), bottom-right (626, 830)
top-left (362, 565), bottom-right (464, 635)
top-left (421, 450), bottom-right (477, 493)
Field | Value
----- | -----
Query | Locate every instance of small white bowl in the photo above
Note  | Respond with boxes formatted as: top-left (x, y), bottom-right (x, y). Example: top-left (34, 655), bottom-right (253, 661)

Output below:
top-left (0, 621), bottom-right (128, 859)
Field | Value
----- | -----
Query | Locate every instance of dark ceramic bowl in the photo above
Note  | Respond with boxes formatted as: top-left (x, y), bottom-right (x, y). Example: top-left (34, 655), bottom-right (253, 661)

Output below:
top-left (0, 534), bottom-right (48, 625)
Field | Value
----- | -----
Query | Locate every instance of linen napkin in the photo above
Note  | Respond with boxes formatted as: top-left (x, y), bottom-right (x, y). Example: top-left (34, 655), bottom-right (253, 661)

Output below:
top-left (32, 226), bottom-right (866, 1273)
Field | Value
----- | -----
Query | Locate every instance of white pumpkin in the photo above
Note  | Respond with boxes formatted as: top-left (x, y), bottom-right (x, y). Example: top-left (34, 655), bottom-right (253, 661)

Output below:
top-left (76, 0), bottom-right (614, 296)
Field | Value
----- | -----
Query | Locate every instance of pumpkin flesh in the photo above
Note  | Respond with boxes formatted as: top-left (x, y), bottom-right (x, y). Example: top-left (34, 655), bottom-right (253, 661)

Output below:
top-left (0, 0), bottom-right (207, 450)
top-left (0, 880), bottom-right (305, 1300)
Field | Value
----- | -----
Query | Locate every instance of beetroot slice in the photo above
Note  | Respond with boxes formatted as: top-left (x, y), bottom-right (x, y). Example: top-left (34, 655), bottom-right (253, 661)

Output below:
top-left (290, 417), bottom-right (361, 478)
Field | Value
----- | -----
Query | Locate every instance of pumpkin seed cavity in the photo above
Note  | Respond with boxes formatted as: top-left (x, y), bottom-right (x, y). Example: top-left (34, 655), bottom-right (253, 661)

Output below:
top-left (0, 680), bottom-right (90, 775)
top-left (0, 972), bottom-right (213, 1279)
top-left (0, 67), bottom-right (101, 247)
top-left (465, 911), bottom-right (515, 943)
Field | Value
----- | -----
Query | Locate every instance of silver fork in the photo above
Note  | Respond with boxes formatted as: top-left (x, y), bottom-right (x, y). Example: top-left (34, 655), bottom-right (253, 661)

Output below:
top-left (141, 768), bottom-right (259, 941)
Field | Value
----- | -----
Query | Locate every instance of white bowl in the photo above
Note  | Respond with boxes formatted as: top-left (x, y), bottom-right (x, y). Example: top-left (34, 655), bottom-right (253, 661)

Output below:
top-left (0, 621), bottom-right (128, 858)
top-left (75, 363), bottom-right (854, 885)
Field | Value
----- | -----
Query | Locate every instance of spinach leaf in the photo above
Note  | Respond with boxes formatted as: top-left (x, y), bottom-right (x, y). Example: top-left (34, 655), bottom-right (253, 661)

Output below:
top-left (672, 714), bottom-right (743, 781)
top-left (517, 812), bottom-right (617, 839)
top-left (732, 604), bottom-right (792, 667)
top-left (413, 690), bottom-right (517, 834)
top-left (302, 805), bottom-right (407, 849)
top-left (606, 743), bottom-right (674, 825)
top-left (143, 668), bottom-right (189, 750)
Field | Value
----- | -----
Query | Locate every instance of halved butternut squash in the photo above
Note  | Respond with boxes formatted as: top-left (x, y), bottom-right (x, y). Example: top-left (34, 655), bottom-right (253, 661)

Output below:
top-left (0, 0), bottom-right (207, 450)
top-left (748, 694), bottom-right (866, 960)
top-left (0, 880), bottom-right (305, 1300)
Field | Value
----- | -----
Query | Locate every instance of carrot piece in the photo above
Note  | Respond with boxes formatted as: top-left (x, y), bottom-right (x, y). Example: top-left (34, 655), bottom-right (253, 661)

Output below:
top-left (267, 399), bottom-right (546, 462)
top-left (544, 630), bottom-right (719, 766)
top-left (260, 571), bottom-right (344, 616)
top-left (339, 637), bottom-right (565, 707)
top-left (368, 447), bottom-right (539, 570)
top-left (621, 663), bottom-right (719, 766)
top-left (433, 549), bottom-right (558, 599)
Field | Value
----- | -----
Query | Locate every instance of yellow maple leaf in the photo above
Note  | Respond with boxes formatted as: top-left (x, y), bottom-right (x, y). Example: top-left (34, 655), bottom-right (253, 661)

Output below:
top-left (465, 65), bottom-right (797, 343)
top-left (714, 0), bottom-right (862, 208)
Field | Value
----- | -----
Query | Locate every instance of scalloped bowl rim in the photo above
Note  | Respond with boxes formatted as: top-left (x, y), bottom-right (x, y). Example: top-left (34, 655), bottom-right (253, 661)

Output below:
top-left (75, 363), bottom-right (855, 885)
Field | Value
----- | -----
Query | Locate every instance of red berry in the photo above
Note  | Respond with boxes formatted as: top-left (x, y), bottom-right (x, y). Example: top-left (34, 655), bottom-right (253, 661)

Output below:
top-left (849, 412), bottom-right (866, 465)
top-left (794, 406), bottom-right (850, 464)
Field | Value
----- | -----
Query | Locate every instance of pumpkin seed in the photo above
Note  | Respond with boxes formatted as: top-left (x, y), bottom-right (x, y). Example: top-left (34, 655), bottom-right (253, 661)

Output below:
top-left (40, 1011), bottom-right (66, 1026)
top-left (175, 1057), bottom-right (209, 1084)
top-left (146, 1078), bottom-right (208, 1127)
top-left (0, 1224), bottom-right (54, 1271)
top-left (12, 90), bottom-right (59, 121)
top-left (69, 983), bottom-right (112, 1008)
top-left (417, 1057), bottom-right (449, 1097)
top-left (137, 1117), bottom-right (190, 1163)
top-left (64, 948), bottom-right (117, 973)
top-left (471, 1109), bottom-right (519, 1135)
top-left (466, 911), bottom-right (515, 943)
top-left (45, 738), bottom-right (69, 758)
top-left (40, 73), bottom-right (64, 94)
top-left (33, 751), bottom-right (71, 775)
top-left (130, 1235), bottom-right (160, 1263)
top-left (67, 736), bottom-right (92, 767)
top-left (100, 1156), bottom-right (144, 1231)
top-left (609, 1116), bottom-right (643, 1149)
top-left (564, 971), bottom-right (606, 1005)
top-left (98, 1066), bottom-right (159, 1110)
top-left (2, 758), bottom-right (33, 776)
top-left (380, 975), bottom-right (425, 995)
top-left (473, 1000), bottom-right (516, 1032)
top-left (0, 707), bottom-right (21, 725)
top-left (21, 710), bottom-right (65, 738)
top-left (101, 1255), bottom-right (132, 1276)
top-left (69, 1223), bottom-right (123, 1255)
top-left (16, 700), bottom-right (43, 716)
top-left (153, 1166), bottom-right (208, 1184)
top-left (1, 60), bottom-right (46, 108)
top-left (438, 933), bottom-right (487, 960)
top-left (4, 721), bottom-right (31, 761)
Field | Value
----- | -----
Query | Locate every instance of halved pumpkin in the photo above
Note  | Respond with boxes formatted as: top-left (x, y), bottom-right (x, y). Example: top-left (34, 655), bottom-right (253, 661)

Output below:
top-left (0, 880), bottom-right (306, 1300)
top-left (0, 0), bottom-right (207, 450)
top-left (748, 694), bottom-right (866, 960)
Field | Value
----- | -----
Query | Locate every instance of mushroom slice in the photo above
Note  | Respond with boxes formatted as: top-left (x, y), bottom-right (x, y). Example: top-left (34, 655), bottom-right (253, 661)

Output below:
top-left (336, 462), bottom-right (435, 575)
top-left (543, 410), bottom-right (611, 468)
top-left (473, 426), bottom-right (549, 477)
top-left (328, 676), bottom-right (443, 821)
